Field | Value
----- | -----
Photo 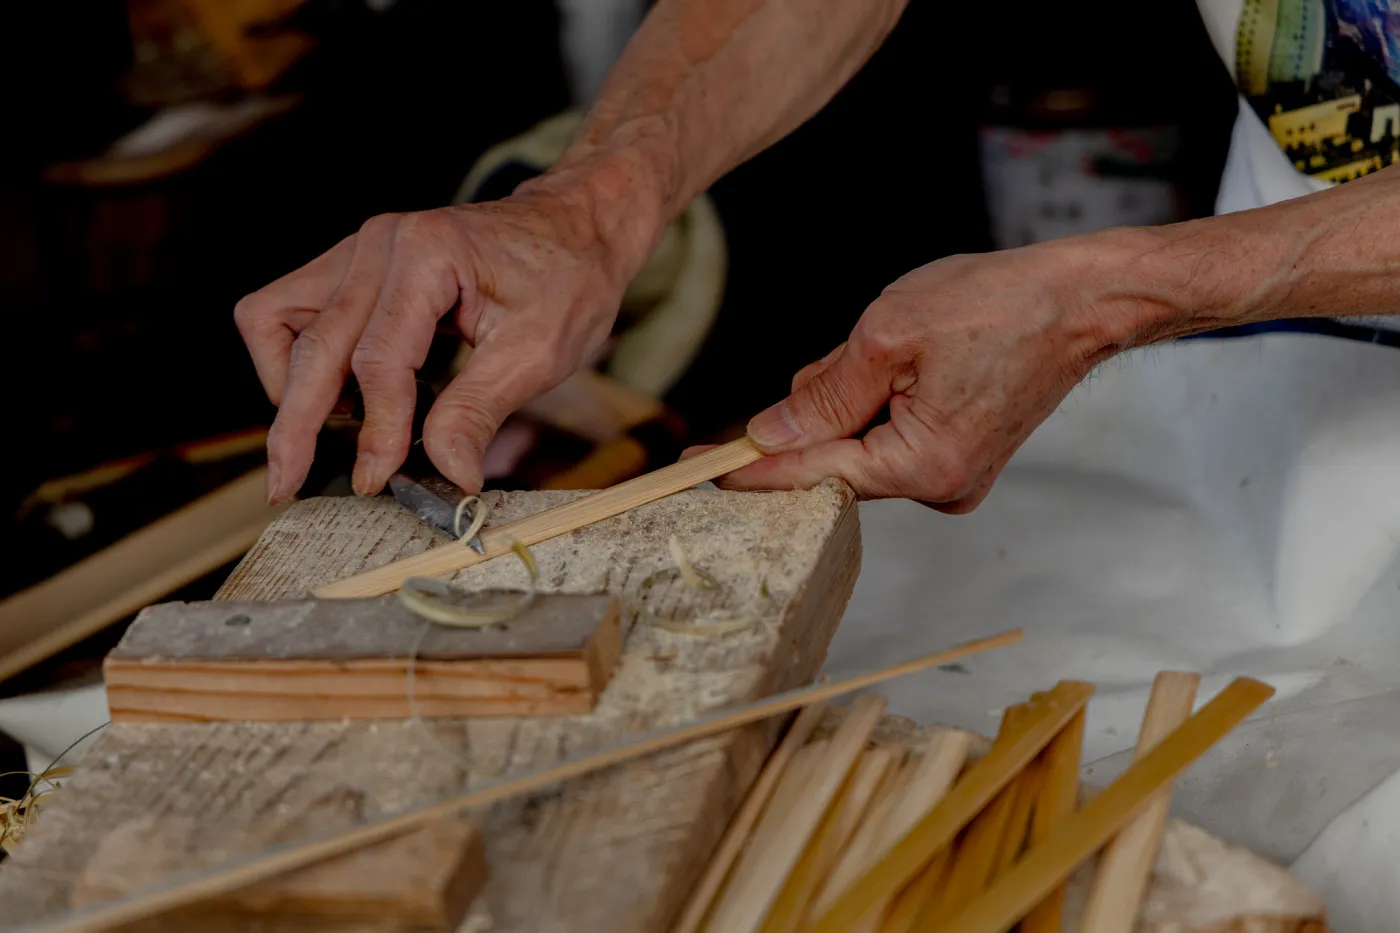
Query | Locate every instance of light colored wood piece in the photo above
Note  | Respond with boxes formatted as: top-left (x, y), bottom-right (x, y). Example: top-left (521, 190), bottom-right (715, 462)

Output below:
top-left (1, 483), bottom-right (866, 933)
top-left (758, 747), bottom-right (899, 933)
top-left (701, 694), bottom-right (888, 933)
top-left (868, 715), bottom-right (1325, 933)
top-left (808, 681), bottom-right (1096, 933)
top-left (1079, 671), bottom-right (1200, 933)
top-left (1021, 707), bottom-right (1087, 933)
top-left (880, 849), bottom-right (950, 933)
top-left (315, 437), bottom-right (765, 597)
top-left (9, 635), bottom-right (1017, 928)
top-left (991, 759), bottom-right (1040, 880)
top-left (815, 729), bottom-right (972, 915)
top-left (0, 469), bottom-right (283, 683)
top-left (670, 702), bottom-right (829, 933)
top-left (103, 594), bottom-right (623, 722)
top-left (739, 742), bottom-right (830, 869)
top-left (938, 677), bottom-right (1275, 933)
top-left (73, 817), bottom-right (485, 931)
top-left (924, 709), bottom-right (1040, 924)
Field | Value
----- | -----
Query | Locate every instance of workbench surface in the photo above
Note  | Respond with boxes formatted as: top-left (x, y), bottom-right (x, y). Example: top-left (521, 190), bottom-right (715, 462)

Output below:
top-left (0, 480), bottom-right (860, 932)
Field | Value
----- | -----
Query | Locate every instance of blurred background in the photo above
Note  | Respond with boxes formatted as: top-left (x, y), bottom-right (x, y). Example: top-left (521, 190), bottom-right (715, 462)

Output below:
top-left (0, 0), bottom-right (1236, 797)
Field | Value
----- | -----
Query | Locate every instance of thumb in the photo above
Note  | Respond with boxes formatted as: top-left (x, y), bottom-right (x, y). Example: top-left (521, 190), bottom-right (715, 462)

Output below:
top-left (746, 344), bottom-right (891, 452)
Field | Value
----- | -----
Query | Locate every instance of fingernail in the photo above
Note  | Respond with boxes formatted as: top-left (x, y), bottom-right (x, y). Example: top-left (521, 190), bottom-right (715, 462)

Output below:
top-left (352, 455), bottom-right (379, 497)
top-left (747, 402), bottom-right (802, 449)
top-left (265, 462), bottom-right (282, 505)
top-left (449, 438), bottom-right (484, 492)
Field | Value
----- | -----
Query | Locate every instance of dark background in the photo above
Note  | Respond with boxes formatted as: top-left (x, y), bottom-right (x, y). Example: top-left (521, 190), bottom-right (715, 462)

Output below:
top-left (0, 0), bottom-right (1237, 809)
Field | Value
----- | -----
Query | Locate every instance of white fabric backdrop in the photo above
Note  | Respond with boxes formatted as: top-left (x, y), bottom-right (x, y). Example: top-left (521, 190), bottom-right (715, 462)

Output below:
top-left (827, 332), bottom-right (1400, 931)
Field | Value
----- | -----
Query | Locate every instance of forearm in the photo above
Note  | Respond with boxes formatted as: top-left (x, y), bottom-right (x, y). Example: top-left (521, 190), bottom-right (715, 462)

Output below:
top-left (1086, 167), bottom-right (1400, 353)
top-left (523, 0), bottom-right (908, 280)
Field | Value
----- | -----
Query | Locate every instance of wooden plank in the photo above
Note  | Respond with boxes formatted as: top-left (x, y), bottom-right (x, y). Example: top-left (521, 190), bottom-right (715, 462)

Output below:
top-left (808, 681), bottom-right (1096, 933)
top-left (103, 594), bottom-right (622, 722)
top-left (73, 818), bottom-right (485, 932)
top-left (0, 469), bottom-right (284, 683)
top-left (938, 678), bottom-right (1275, 933)
top-left (700, 695), bottom-right (886, 933)
top-left (1078, 671), bottom-right (1199, 933)
top-left (670, 703), bottom-right (829, 933)
top-left (314, 438), bottom-right (764, 598)
top-left (1020, 707), bottom-right (1086, 933)
top-left (0, 481), bottom-right (862, 933)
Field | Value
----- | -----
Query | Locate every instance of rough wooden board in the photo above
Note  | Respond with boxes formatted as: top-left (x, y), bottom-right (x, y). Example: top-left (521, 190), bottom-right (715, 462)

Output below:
top-left (73, 817), bottom-right (485, 931)
top-left (0, 480), bottom-right (860, 933)
top-left (107, 594), bottom-right (620, 661)
top-left (103, 594), bottom-right (622, 722)
top-left (817, 712), bottom-right (1328, 933)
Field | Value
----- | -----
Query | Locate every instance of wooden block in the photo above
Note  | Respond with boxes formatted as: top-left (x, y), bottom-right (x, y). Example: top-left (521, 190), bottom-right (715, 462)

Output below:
top-left (73, 818), bottom-right (484, 932)
top-left (314, 438), bottom-right (765, 598)
top-left (103, 593), bottom-right (621, 722)
top-left (0, 481), bottom-right (863, 932)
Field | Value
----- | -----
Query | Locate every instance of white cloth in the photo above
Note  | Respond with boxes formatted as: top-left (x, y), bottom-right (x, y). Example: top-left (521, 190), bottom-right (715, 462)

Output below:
top-left (831, 328), bottom-right (1400, 930)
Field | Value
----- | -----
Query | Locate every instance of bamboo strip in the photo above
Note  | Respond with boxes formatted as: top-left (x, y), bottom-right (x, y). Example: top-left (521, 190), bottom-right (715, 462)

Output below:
top-left (757, 746), bottom-right (899, 933)
top-left (814, 728), bottom-right (972, 914)
top-left (807, 681), bottom-right (1096, 933)
top-left (702, 695), bottom-right (887, 933)
top-left (991, 758), bottom-right (1041, 879)
top-left (670, 702), bottom-right (830, 933)
top-left (742, 742), bottom-right (831, 863)
top-left (1079, 671), bottom-right (1200, 933)
top-left (18, 630), bottom-right (1020, 933)
top-left (1020, 707), bottom-right (1087, 933)
top-left (879, 850), bottom-right (950, 933)
top-left (315, 438), bottom-right (763, 597)
top-left (937, 677), bottom-right (1274, 933)
top-left (920, 709), bottom-right (1036, 925)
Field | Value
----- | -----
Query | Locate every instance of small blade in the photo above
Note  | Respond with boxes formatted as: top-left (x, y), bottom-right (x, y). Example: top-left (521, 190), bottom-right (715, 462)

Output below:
top-left (387, 473), bottom-right (485, 553)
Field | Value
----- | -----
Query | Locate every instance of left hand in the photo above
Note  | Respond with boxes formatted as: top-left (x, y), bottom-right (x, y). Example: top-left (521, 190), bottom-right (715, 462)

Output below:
top-left (712, 236), bottom-right (1149, 511)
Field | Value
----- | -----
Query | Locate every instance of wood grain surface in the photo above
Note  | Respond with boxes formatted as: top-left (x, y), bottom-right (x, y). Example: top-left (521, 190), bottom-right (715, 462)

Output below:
top-left (0, 480), bottom-right (861, 933)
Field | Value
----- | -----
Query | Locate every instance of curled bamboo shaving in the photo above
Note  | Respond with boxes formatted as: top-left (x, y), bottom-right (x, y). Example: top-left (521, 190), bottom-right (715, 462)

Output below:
top-left (637, 537), bottom-right (770, 638)
top-left (453, 494), bottom-right (487, 543)
top-left (0, 724), bottom-right (105, 852)
top-left (639, 613), bottom-right (759, 637)
top-left (669, 534), bottom-right (718, 591)
top-left (399, 498), bottom-right (537, 629)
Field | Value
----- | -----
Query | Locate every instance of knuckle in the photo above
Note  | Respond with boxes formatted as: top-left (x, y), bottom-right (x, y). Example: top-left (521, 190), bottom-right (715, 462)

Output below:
top-left (800, 371), bottom-right (862, 429)
top-left (289, 326), bottom-right (337, 367)
top-left (398, 209), bottom-right (454, 244)
top-left (359, 212), bottom-right (403, 238)
top-left (350, 332), bottom-right (398, 375)
top-left (233, 292), bottom-right (268, 332)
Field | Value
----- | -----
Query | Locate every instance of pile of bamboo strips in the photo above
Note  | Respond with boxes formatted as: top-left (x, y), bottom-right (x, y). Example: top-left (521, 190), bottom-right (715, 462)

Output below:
top-left (673, 671), bottom-right (1273, 933)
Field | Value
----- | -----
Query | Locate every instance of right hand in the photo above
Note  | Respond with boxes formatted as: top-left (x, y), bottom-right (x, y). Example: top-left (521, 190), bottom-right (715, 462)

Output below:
top-left (235, 187), bottom-right (636, 504)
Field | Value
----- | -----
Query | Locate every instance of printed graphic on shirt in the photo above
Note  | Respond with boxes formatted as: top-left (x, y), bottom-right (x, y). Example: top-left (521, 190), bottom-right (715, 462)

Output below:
top-left (1238, 0), bottom-right (1400, 182)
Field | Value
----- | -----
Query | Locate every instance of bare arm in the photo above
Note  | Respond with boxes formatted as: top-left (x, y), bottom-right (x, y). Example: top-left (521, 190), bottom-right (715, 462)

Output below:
top-left (718, 166), bottom-right (1400, 508)
top-left (239, 0), bottom-right (909, 504)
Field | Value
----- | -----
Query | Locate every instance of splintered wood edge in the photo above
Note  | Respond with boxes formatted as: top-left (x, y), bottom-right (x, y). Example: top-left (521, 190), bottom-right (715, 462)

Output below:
top-left (938, 678), bottom-right (1275, 933)
top-left (314, 438), bottom-right (763, 598)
